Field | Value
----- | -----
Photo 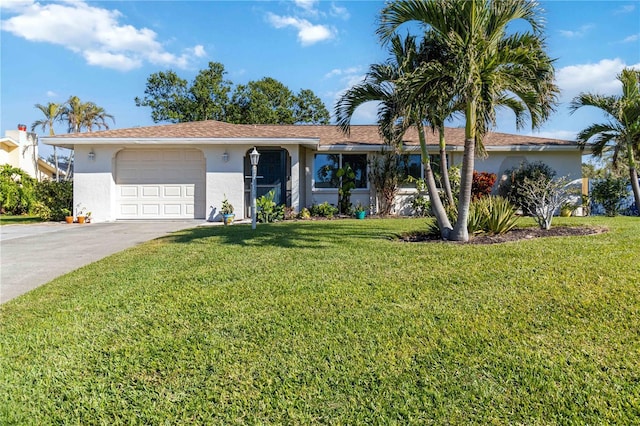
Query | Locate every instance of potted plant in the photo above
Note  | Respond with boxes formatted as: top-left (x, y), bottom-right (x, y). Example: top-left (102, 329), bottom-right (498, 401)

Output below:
top-left (76, 204), bottom-right (87, 224)
top-left (354, 203), bottom-right (366, 219)
top-left (560, 201), bottom-right (575, 217)
top-left (85, 212), bottom-right (92, 223)
top-left (221, 196), bottom-right (234, 225)
top-left (62, 208), bottom-right (73, 224)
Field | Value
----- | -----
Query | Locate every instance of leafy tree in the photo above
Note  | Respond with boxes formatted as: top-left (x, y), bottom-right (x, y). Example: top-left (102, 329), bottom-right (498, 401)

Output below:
top-left (136, 62), bottom-right (329, 125)
top-left (34, 180), bottom-right (73, 221)
top-left (228, 77), bottom-right (295, 124)
top-left (0, 165), bottom-right (37, 215)
top-left (570, 68), bottom-right (640, 216)
top-left (293, 89), bottom-right (330, 124)
top-left (378, 0), bottom-right (558, 241)
top-left (134, 70), bottom-right (191, 122)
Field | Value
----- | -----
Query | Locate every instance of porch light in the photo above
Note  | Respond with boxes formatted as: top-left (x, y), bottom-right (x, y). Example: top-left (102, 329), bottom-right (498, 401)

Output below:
top-left (222, 151), bottom-right (229, 162)
top-left (250, 147), bottom-right (260, 230)
top-left (88, 150), bottom-right (95, 161)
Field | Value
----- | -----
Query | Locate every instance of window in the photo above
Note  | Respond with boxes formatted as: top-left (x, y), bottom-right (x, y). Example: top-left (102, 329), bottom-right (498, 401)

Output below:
top-left (313, 153), bottom-right (367, 189)
top-left (398, 154), bottom-right (423, 185)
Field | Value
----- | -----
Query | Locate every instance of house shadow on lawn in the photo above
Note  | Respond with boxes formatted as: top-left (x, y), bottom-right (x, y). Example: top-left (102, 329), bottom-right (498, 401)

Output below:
top-left (157, 220), bottom-right (398, 249)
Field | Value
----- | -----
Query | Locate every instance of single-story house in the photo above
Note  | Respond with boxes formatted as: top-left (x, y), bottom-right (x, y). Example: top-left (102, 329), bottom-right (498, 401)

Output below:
top-left (42, 120), bottom-right (585, 223)
top-left (1, 125), bottom-right (65, 181)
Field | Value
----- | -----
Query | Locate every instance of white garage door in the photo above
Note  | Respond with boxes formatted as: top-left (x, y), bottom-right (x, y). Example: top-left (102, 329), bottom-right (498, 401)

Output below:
top-left (116, 149), bottom-right (205, 219)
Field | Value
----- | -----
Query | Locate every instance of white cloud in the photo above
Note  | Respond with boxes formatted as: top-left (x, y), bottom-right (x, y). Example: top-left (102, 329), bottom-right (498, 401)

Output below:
top-left (330, 3), bottom-right (350, 20)
top-left (46, 90), bottom-right (57, 98)
top-left (558, 24), bottom-right (595, 38)
top-left (294, 0), bottom-right (319, 16)
top-left (622, 34), bottom-right (639, 43)
top-left (556, 58), bottom-right (640, 101)
top-left (324, 66), bottom-right (361, 79)
top-left (0, 0), bottom-right (204, 71)
top-left (266, 12), bottom-right (335, 46)
top-left (613, 4), bottom-right (636, 14)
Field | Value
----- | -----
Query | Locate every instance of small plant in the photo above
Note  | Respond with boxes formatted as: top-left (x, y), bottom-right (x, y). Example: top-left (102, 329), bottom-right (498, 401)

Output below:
top-left (336, 164), bottom-right (356, 215)
top-left (256, 190), bottom-right (284, 223)
top-left (411, 195), bottom-right (431, 217)
top-left (310, 202), bottom-right (338, 218)
top-left (354, 202), bottom-right (366, 213)
top-left (75, 203), bottom-right (86, 217)
top-left (298, 207), bottom-right (311, 219)
top-left (61, 208), bottom-right (71, 217)
top-left (221, 196), bottom-right (234, 215)
top-left (472, 171), bottom-right (497, 200)
top-left (517, 176), bottom-right (576, 230)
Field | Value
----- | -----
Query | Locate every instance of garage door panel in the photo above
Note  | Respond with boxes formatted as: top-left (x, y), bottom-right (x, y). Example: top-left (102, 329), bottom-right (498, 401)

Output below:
top-left (116, 149), bottom-right (205, 219)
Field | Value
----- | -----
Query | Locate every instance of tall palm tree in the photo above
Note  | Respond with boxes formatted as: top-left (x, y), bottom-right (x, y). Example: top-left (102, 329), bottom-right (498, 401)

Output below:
top-left (335, 34), bottom-right (453, 235)
top-left (60, 96), bottom-right (115, 178)
top-left (31, 102), bottom-right (63, 181)
top-left (570, 68), bottom-right (640, 215)
top-left (378, 0), bottom-right (558, 241)
top-left (82, 103), bottom-right (115, 132)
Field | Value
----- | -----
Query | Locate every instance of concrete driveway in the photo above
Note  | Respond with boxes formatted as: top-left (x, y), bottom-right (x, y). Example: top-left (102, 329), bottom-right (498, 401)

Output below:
top-left (1, 221), bottom-right (207, 304)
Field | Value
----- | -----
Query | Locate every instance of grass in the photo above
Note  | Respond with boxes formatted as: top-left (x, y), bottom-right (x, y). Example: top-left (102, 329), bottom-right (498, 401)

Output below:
top-left (0, 214), bottom-right (43, 225)
top-left (1, 216), bottom-right (639, 424)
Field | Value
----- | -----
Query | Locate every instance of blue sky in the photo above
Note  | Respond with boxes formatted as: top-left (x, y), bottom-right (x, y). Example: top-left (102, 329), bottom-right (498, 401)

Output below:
top-left (1, 0), bottom-right (639, 159)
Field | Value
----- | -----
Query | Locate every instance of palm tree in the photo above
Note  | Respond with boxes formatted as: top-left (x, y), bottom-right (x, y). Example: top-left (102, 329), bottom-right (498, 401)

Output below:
top-left (570, 68), bottom-right (640, 215)
top-left (60, 96), bottom-right (115, 178)
top-left (378, 0), bottom-right (558, 241)
top-left (82, 103), bottom-right (115, 132)
top-left (31, 102), bottom-right (63, 181)
top-left (335, 33), bottom-right (453, 235)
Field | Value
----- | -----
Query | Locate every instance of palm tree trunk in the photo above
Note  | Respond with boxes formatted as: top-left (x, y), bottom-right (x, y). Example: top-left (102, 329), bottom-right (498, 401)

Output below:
top-left (628, 144), bottom-right (640, 216)
top-left (64, 149), bottom-right (73, 181)
top-left (450, 102), bottom-right (477, 242)
top-left (53, 146), bottom-right (59, 182)
top-left (438, 124), bottom-right (454, 206)
top-left (418, 122), bottom-right (451, 239)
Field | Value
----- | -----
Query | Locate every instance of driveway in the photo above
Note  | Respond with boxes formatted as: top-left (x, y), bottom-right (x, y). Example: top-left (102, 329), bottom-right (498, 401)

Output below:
top-left (0, 221), bottom-right (207, 304)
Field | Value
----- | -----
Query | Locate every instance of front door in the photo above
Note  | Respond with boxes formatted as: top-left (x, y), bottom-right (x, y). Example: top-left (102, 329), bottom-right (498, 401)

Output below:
top-left (244, 148), bottom-right (290, 216)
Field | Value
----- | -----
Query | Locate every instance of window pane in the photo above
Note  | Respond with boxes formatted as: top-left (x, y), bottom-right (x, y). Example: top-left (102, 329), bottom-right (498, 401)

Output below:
top-left (398, 154), bottom-right (422, 181)
top-left (314, 154), bottom-right (340, 188)
top-left (343, 154), bottom-right (367, 188)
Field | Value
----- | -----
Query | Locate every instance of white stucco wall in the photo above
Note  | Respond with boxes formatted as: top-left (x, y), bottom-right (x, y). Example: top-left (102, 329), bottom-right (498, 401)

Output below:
top-left (73, 145), bottom-right (118, 222)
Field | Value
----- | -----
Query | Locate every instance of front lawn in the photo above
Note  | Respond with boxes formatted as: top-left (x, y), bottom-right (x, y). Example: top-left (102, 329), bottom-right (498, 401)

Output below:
top-left (0, 214), bottom-right (43, 225)
top-left (1, 217), bottom-right (639, 424)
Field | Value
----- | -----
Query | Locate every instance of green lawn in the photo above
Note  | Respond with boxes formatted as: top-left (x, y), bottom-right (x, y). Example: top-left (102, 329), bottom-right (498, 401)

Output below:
top-left (0, 214), bottom-right (43, 225)
top-left (1, 217), bottom-right (639, 424)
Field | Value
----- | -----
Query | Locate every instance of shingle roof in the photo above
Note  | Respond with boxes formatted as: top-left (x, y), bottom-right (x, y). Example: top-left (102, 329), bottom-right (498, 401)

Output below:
top-left (45, 120), bottom-right (575, 147)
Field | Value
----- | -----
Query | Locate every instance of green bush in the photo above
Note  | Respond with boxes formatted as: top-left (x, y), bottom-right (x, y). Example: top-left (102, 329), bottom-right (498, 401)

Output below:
top-left (35, 180), bottom-right (73, 221)
top-left (0, 165), bottom-right (37, 215)
top-left (498, 161), bottom-right (556, 214)
top-left (429, 196), bottom-right (518, 237)
top-left (591, 177), bottom-right (629, 216)
top-left (309, 202), bottom-right (338, 218)
top-left (256, 190), bottom-right (284, 223)
top-left (411, 195), bottom-right (432, 217)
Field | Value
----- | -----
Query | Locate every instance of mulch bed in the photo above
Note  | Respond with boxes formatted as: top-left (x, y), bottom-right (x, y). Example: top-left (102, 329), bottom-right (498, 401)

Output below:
top-left (400, 226), bottom-right (607, 245)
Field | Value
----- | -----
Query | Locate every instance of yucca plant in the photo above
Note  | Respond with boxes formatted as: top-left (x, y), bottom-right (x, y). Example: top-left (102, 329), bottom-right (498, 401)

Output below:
top-left (483, 196), bottom-right (520, 235)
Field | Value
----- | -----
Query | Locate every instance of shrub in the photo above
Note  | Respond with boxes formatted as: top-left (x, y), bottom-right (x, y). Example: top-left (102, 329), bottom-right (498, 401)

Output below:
top-left (310, 202), bottom-right (338, 218)
top-left (517, 176), bottom-right (575, 230)
top-left (256, 190), bottom-right (284, 223)
top-left (369, 153), bottom-right (401, 216)
top-left (0, 165), bottom-right (37, 215)
top-left (472, 171), bottom-right (497, 200)
top-left (411, 195), bottom-right (431, 217)
top-left (591, 176), bottom-right (629, 216)
top-left (298, 207), bottom-right (311, 220)
top-left (498, 161), bottom-right (556, 214)
top-left (428, 196), bottom-right (518, 237)
top-left (34, 180), bottom-right (73, 221)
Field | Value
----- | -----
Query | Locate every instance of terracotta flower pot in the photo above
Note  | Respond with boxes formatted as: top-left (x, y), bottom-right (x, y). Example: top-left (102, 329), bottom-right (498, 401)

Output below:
top-left (65, 216), bottom-right (74, 224)
top-left (77, 216), bottom-right (86, 224)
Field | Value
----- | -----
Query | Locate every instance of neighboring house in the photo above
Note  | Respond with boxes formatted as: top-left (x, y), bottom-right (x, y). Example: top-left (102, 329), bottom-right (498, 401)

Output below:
top-left (42, 120), bottom-right (585, 223)
top-left (1, 125), bottom-right (65, 181)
